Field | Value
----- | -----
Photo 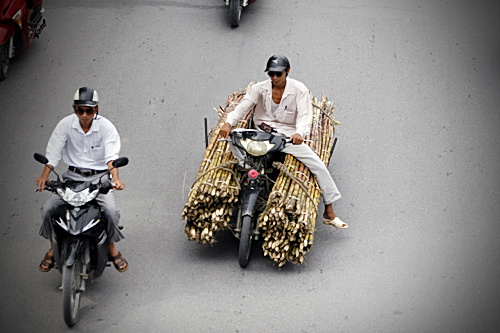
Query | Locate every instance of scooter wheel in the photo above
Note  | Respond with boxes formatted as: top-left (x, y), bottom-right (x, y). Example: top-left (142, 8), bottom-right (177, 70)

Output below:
top-left (238, 215), bottom-right (253, 267)
top-left (62, 257), bottom-right (83, 327)
top-left (229, 0), bottom-right (242, 27)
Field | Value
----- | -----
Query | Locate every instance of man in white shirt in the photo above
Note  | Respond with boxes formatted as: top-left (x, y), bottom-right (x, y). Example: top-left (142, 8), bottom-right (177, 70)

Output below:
top-left (36, 87), bottom-right (128, 272)
top-left (219, 55), bottom-right (348, 229)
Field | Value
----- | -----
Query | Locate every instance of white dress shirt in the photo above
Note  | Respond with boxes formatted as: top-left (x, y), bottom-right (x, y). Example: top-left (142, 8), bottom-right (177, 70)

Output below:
top-left (45, 113), bottom-right (121, 170)
top-left (226, 78), bottom-right (313, 138)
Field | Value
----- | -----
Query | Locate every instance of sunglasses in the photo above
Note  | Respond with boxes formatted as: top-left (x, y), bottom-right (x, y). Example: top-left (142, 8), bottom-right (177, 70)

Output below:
top-left (75, 107), bottom-right (96, 115)
top-left (267, 71), bottom-right (283, 77)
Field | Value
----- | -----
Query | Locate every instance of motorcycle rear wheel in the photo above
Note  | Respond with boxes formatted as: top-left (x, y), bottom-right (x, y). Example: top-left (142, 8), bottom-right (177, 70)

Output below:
top-left (0, 42), bottom-right (9, 81)
top-left (62, 257), bottom-right (83, 327)
top-left (238, 215), bottom-right (253, 267)
top-left (229, 0), bottom-right (242, 27)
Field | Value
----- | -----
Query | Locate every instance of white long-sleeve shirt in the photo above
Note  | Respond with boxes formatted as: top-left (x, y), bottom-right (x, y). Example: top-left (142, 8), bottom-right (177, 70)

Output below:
top-left (45, 114), bottom-right (121, 170)
top-left (226, 78), bottom-right (313, 138)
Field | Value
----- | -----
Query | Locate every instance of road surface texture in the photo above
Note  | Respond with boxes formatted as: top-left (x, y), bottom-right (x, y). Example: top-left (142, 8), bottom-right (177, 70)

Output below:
top-left (0, 0), bottom-right (499, 332)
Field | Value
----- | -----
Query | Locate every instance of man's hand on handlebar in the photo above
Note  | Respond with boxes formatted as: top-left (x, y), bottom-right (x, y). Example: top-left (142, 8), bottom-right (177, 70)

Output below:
top-left (219, 123), bottom-right (232, 138)
top-left (112, 179), bottom-right (125, 191)
top-left (290, 133), bottom-right (304, 145)
top-left (36, 165), bottom-right (54, 192)
top-left (36, 175), bottom-right (50, 192)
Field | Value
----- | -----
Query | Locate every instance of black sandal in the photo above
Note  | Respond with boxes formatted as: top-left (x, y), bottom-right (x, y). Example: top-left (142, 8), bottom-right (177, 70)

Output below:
top-left (110, 251), bottom-right (128, 272)
top-left (39, 252), bottom-right (54, 272)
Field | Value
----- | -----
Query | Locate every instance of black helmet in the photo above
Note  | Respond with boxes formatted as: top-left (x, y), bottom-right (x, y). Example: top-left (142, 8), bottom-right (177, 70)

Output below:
top-left (264, 54), bottom-right (290, 72)
top-left (73, 87), bottom-right (99, 107)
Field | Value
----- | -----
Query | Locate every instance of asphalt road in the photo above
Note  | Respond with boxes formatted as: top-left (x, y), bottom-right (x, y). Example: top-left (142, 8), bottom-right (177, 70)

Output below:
top-left (0, 0), bottom-right (499, 332)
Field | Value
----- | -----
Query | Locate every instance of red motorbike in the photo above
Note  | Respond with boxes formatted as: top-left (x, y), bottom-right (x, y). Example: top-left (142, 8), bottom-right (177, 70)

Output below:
top-left (0, 0), bottom-right (46, 81)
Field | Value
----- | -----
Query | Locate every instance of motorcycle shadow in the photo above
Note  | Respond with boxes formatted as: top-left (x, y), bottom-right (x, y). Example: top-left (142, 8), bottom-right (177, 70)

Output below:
top-left (37, 274), bottom-right (106, 324)
top-left (184, 230), bottom-right (304, 273)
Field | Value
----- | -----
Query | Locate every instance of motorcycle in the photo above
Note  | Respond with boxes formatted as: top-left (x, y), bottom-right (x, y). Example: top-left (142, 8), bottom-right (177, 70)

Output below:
top-left (222, 128), bottom-right (288, 267)
top-left (0, 0), bottom-right (46, 81)
top-left (224, 0), bottom-right (257, 28)
top-left (34, 153), bottom-right (128, 327)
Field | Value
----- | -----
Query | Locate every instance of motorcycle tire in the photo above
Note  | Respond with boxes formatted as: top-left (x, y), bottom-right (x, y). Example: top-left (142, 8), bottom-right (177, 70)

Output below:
top-left (229, 0), bottom-right (242, 28)
top-left (62, 257), bottom-right (83, 327)
top-left (238, 215), bottom-right (253, 267)
top-left (0, 42), bottom-right (9, 81)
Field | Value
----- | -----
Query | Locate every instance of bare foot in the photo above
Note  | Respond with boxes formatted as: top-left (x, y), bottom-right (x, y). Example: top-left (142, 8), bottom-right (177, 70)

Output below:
top-left (323, 204), bottom-right (348, 228)
top-left (323, 203), bottom-right (337, 221)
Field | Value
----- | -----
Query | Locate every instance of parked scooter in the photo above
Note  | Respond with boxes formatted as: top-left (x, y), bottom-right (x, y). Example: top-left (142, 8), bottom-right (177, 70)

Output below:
top-left (0, 0), bottom-right (46, 80)
top-left (223, 128), bottom-right (288, 267)
top-left (34, 153), bottom-right (128, 327)
top-left (224, 0), bottom-right (256, 28)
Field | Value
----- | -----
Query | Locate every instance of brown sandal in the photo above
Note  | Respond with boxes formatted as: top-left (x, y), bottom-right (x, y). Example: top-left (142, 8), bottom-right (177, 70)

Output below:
top-left (110, 251), bottom-right (128, 272)
top-left (39, 252), bottom-right (55, 272)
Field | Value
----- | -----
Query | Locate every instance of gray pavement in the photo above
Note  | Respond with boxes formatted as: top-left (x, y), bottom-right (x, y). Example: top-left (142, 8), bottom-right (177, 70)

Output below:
top-left (0, 0), bottom-right (499, 332)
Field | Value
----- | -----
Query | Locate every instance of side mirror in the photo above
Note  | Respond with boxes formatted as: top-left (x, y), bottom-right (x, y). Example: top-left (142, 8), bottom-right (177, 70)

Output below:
top-left (34, 153), bottom-right (49, 164)
top-left (112, 157), bottom-right (129, 168)
top-left (34, 153), bottom-right (60, 181)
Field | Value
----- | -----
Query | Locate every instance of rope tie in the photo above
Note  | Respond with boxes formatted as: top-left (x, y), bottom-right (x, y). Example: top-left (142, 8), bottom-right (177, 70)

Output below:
top-left (272, 161), bottom-right (318, 209)
top-left (293, 171), bottom-right (309, 181)
top-left (312, 102), bottom-right (336, 124)
top-left (306, 180), bottom-right (320, 190)
top-left (191, 159), bottom-right (241, 190)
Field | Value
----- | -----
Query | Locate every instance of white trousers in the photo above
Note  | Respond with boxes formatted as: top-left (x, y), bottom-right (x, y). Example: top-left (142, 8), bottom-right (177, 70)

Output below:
top-left (229, 142), bottom-right (341, 204)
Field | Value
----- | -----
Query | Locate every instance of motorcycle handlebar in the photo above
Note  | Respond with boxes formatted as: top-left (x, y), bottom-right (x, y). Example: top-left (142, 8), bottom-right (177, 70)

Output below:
top-left (35, 181), bottom-right (116, 194)
top-left (219, 132), bottom-right (290, 141)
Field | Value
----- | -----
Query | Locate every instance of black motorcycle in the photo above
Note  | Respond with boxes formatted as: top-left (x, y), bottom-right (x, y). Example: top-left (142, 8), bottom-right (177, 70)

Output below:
top-left (224, 0), bottom-right (257, 28)
top-left (225, 129), bottom-right (288, 267)
top-left (34, 153), bottom-right (128, 327)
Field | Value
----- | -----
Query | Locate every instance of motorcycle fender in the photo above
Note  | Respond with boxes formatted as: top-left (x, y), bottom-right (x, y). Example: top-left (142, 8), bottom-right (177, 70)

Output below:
top-left (83, 238), bottom-right (91, 265)
top-left (241, 186), bottom-right (263, 218)
top-left (51, 235), bottom-right (63, 274)
top-left (92, 241), bottom-right (109, 280)
top-left (64, 238), bottom-right (84, 266)
top-left (0, 24), bottom-right (16, 45)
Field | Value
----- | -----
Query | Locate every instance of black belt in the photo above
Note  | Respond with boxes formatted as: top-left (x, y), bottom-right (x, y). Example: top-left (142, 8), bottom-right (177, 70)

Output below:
top-left (68, 166), bottom-right (107, 176)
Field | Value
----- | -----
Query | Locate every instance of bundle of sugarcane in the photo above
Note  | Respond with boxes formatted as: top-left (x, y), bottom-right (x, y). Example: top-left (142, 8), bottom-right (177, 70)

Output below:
top-left (182, 83), bottom-right (255, 244)
top-left (259, 93), bottom-right (340, 266)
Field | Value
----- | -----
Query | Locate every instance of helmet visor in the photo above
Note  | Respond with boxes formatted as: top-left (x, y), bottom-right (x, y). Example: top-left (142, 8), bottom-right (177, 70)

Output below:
top-left (73, 100), bottom-right (98, 107)
top-left (265, 65), bottom-right (287, 72)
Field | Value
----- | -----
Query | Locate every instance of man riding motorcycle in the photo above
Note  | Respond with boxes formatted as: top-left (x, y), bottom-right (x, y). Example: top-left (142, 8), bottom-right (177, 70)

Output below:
top-left (219, 54), bottom-right (348, 229)
top-left (36, 87), bottom-right (129, 272)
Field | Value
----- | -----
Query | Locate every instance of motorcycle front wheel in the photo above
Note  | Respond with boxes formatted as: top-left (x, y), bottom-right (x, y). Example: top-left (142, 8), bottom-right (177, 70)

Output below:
top-left (229, 0), bottom-right (242, 27)
top-left (0, 42), bottom-right (9, 81)
top-left (238, 215), bottom-right (253, 267)
top-left (62, 257), bottom-right (83, 327)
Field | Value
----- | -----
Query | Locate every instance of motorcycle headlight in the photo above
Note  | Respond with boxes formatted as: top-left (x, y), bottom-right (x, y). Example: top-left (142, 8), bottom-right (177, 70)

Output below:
top-left (240, 138), bottom-right (275, 156)
top-left (57, 187), bottom-right (99, 207)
